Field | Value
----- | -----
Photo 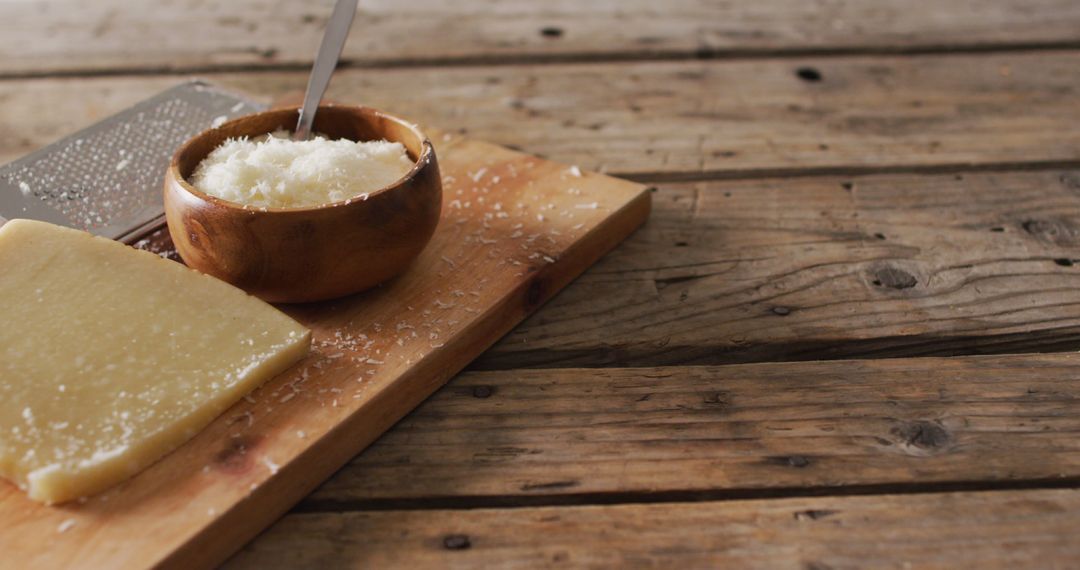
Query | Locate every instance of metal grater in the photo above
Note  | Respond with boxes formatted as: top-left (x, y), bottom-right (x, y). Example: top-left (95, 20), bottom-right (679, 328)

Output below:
top-left (0, 80), bottom-right (265, 243)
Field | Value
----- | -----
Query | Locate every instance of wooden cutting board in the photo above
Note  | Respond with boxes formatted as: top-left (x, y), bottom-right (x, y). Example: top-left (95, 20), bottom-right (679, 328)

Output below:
top-left (0, 129), bottom-right (650, 569)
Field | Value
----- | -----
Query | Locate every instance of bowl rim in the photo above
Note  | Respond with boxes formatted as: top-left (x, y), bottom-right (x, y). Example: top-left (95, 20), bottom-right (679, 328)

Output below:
top-left (167, 104), bottom-right (435, 214)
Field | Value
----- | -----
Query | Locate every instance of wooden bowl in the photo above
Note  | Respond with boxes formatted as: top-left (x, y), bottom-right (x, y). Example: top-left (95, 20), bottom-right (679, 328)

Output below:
top-left (163, 105), bottom-right (441, 303)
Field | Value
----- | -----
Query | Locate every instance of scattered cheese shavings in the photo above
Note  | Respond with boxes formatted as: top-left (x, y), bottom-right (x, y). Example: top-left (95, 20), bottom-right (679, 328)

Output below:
top-left (575, 202), bottom-right (599, 209)
top-left (567, 165), bottom-right (583, 177)
top-left (234, 411), bottom-right (254, 428)
top-left (57, 519), bottom-right (76, 534)
top-left (469, 168), bottom-right (487, 182)
top-left (211, 115), bottom-right (228, 128)
top-left (261, 457), bottom-right (280, 475)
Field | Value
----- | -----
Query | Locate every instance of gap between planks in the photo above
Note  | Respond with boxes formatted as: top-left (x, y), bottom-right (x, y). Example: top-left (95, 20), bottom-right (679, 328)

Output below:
top-left (294, 476), bottom-right (1080, 514)
top-left (5, 41), bottom-right (1080, 82)
top-left (7, 0), bottom-right (1080, 79)
top-left (623, 159), bottom-right (1080, 185)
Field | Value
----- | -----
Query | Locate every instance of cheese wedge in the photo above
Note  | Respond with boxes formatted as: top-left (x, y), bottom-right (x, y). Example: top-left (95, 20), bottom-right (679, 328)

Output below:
top-left (0, 219), bottom-right (311, 504)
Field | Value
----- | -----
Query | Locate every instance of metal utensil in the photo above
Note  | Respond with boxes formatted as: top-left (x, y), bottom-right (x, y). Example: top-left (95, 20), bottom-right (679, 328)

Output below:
top-left (0, 81), bottom-right (263, 243)
top-left (293, 0), bottom-right (359, 141)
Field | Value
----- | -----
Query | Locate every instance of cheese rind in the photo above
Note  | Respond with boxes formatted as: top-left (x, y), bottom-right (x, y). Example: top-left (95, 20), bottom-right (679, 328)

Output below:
top-left (0, 219), bottom-right (311, 504)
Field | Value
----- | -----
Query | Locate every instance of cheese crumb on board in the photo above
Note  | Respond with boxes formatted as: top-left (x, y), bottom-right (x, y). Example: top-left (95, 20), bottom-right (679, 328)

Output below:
top-left (0, 219), bottom-right (312, 504)
top-left (57, 519), bottom-right (76, 534)
top-left (190, 131), bottom-right (414, 209)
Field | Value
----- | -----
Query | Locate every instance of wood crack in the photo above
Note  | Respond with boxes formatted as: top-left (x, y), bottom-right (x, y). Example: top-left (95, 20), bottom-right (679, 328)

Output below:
top-left (292, 476), bottom-right (1080, 514)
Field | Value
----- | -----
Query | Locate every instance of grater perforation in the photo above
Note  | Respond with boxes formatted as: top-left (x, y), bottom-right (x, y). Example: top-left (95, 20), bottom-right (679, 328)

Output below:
top-left (0, 81), bottom-right (265, 243)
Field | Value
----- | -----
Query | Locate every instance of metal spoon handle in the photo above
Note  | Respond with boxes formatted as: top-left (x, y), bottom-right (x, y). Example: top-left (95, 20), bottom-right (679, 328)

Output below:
top-left (294, 0), bottom-right (358, 140)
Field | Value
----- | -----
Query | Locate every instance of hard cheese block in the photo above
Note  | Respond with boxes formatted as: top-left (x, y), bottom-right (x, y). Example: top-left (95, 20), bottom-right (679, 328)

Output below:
top-left (0, 219), bottom-right (311, 504)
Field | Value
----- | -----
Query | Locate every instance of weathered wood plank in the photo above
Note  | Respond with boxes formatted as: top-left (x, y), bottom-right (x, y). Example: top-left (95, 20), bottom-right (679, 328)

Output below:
top-left (475, 169), bottom-right (1080, 368)
top-left (228, 489), bottom-right (1080, 568)
top-left (307, 354), bottom-right (1080, 505)
top-left (128, 166), bottom-right (1080, 370)
top-left (3, 0), bottom-right (1079, 76)
top-left (3, 52), bottom-right (1080, 177)
top-left (7, 72), bottom-right (1080, 367)
top-left (6, 75), bottom-right (1079, 367)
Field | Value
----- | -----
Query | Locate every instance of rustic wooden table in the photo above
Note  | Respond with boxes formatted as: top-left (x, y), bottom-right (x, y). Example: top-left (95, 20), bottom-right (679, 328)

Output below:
top-left (6, 0), bottom-right (1080, 567)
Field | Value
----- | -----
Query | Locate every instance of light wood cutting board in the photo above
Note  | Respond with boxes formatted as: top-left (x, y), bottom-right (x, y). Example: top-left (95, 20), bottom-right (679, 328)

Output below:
top-left (0, 129), bottom-right (650, 569)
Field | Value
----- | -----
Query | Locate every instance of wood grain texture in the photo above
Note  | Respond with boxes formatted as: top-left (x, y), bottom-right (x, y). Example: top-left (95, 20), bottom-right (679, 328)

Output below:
top-left (308, 354), bottom-right (1080, 505)
top-left (228, 489), bottom-right (1080, 569)
top-left (10, 82), bottom-right (1080, 369)
top-left (3, 52), bottom-right (1080, 177)
top-left (2, 0), bottom-right (1079, 76)
top-left (0, 133), bottom-right (649, 569)
top-left (473, 169), bottom-right (1080, 369)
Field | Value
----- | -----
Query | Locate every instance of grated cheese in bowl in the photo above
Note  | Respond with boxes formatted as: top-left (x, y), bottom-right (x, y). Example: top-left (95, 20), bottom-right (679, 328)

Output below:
top-left (190, 131), bottom-right (414, 209)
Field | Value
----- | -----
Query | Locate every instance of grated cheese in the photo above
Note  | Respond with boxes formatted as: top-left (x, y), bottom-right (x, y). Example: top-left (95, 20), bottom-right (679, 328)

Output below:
top-left (191, 132), bottom-right (414, 209)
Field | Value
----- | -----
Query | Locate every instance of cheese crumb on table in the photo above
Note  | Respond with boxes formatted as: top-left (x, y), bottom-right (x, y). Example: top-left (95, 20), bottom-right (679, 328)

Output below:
top-left (190, 131), bottom-right (414, 209)
top-left (0, 219), bottom-right (312, 504)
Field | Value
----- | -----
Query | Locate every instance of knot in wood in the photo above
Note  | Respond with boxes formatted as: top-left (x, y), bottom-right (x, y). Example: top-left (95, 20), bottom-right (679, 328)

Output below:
top-left (471, 385), bottom-right (494, 399)
top-left (796, 67), bottom-right (822, 82)
top-left (443, 534), bottom-right (472, 550)
top-left (768, 455), bottom-right (811, 468)
top-left (891, 420), bottom-right (950, 454)
top-left (1021, 218), bottom-right (1080, 246)
top-left (213, 435), bottom-right (261, 474)
top-left (871, 265), bottom-right (917, 289)
top-left (787, 455), bottom-right (811, 467)
top-left (1059, 173), bottom-right (1080, 194)
top-left (793, 509), bottom-right (838, 521)
top-left (702, 391), bottom-right (730, 406)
